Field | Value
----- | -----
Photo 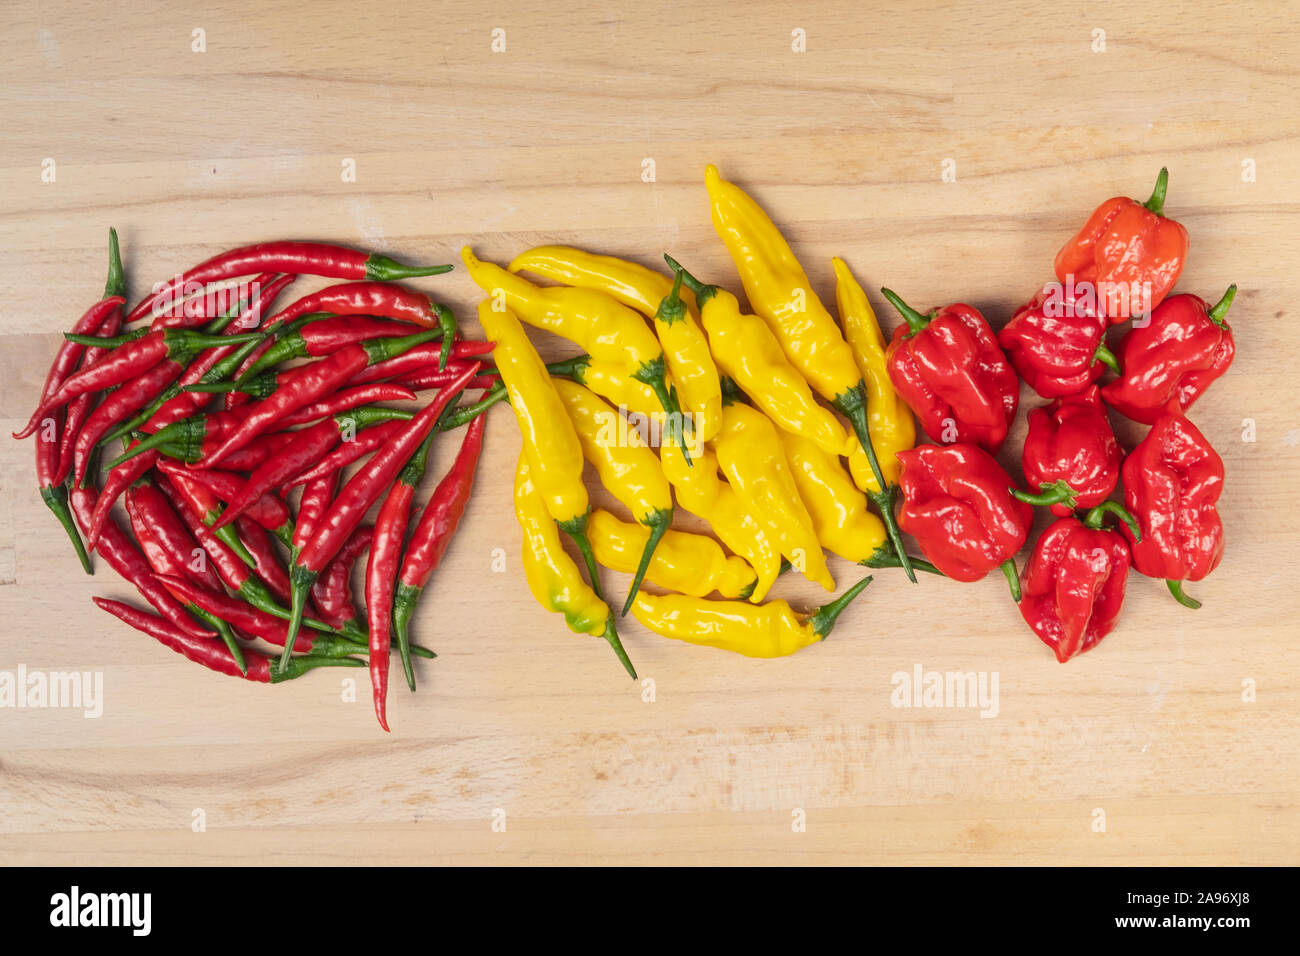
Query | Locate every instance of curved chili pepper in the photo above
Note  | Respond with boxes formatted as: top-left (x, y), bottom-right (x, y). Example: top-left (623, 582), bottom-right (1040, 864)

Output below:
top-left (294, 473), bottom-right (338, 561)
top-left (345, 339), bottom-right (496, 386)
top-left (997, 283), bottom-right (1117, 399)
top-left (895, 443), bottom-right (1032, 595)
top-left (72, 360), bottom-right (184, 488)
top-left (391, 365), bottom-right (498, 394)
top-left (150, 273), bottom-right (283, 330)
top-left (311, 524), bottom-right (372, 635)
top-left (126, 241), bottom-right (452, 323)
top-left (236, 316), bottom-right (418, 382)
top-left (882, 289), bottom-right (1019, 453)
top-left (1119, 406), bottom-right (1225, 609)
top-left (1015, 386), bottom-right (1121, 517)
top-left (510, 244), bottom-right (696, 317)
top-left (281, 418), bottom-right (411, 489)
top-left (649, 269), bottom-right (722, 443)
top-left (37, 413), bottom-right (94, 573)
top-left (275, 383), bottom-right (417, 428)
top-left (153, 466), bottom-right (258, 568)
top-left (185, 432), bottom-right (296, 472)
top-left (109, 408), bottom-right (249, 469)
top-left (1054, 168), bottom-right (1189, 322)
top-left (159, 462), bottom-right (292, 543)
top-left (391, 414), bottom-right (485, 670)
top-left (92, 598), bottom-right (362, 682)
top-left (283, 363), bottom-right (481, 666)
top-left (236, 516), bottom-right (293, 604)
top-left (1102, 286), bottom-right (1237, 425)
top-left (56, 305), bottom-right (126, 486)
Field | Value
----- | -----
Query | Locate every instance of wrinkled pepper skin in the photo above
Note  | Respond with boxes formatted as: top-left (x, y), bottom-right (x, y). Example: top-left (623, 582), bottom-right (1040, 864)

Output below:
top-left (1054, 167), bottom-right (1188, 323)
top-left (896, 443), bottom-right (1033, 581)
top-left (998, 284), bottom-right (1112, 398)
top-left (1120, 408), bottom-right (1225, 585)
top-left (1021, 386), bottom-right (1121, 517)
top-left (588, 508), bottom-right (756, 600)
top-left (1019, 516), bottom-right (1131, 662)
top-left (1102, 287), bottom-right (1237, 425)
top-left (882, 292), bottom-right (1019, 452)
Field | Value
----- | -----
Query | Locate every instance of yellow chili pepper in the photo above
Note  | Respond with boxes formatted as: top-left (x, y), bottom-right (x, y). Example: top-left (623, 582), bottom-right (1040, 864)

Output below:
top-left (778, 429), bottom-right (885, 563)
top-left (474, 299), bottom-right (605, 602)
top-left (711, 402), bottom-right (835, 592)
top-left (552, 378), bottom-right (674, 615)
top-left (509, 244), bottom-right (695, 317)
top-left (660, 440), bottom-right (781, 602)
top-left (630, 575), bottom-right (873, 659)
top-left (514, 455), bottom-right (634, 677)
top-left (588, 508), bottom-right (756, 600)
top-left (666, 256), bottom-right (849, 457)
top-left (462, 247), bottom-right (691, 461)
top-left (833, 256), bottom-right (915, 492)
top-left (545, 354), bottom-right (667, 424)
top-left (650, 271), bottom-right (722, 442)
top-left (703, 166), bottom-right (915, 581)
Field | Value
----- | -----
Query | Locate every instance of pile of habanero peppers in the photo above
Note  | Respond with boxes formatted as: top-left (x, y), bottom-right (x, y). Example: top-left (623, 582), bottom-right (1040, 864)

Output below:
top-left (16, 235), bottom-right (498, 729)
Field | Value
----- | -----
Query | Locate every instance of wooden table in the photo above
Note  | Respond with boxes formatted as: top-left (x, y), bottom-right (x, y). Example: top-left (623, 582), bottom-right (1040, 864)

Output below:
top-left (1, 0), bottom-right (1296, 865)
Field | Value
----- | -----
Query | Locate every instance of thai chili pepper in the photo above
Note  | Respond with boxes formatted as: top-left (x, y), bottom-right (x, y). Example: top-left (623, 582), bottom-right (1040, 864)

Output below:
top-left (197, 329), bottom-right (440, 468)
top-left (126, 241), bottom-right (451, 323)
top-left (346, 339), bottom-right (497, 385)
top-left (391, 414), bottom-right (486, 670)
top-left (589, 507), bottom-right (757, 600)
top-left (514, 454), bottom-right (634, 678)
top-left (648, 269), bottom-right (722, 443)
top-left (1118, 405), bottom-right (1225, 609)
top-left (833, 257), bottom-right (916, 491)
top-left (111, 407), bottom-right (258, 469)
top-left (1102, 286), bottom-right (1237, 425)
top-left (702, 166), bottom-right (916, 581)
top-left (282, 363), bottom-right (481, 666)
top-left (388, 363), bottom-right (497, 394)
top-left (881, 289), bottom-right (1020, 453)
top-left (158, 462), bottom-right (292, 543)
top-left (157, 432), bottom-right (297, 472)
top-left (1054, 168), bottom-right (1189, 322)
top-left (55, 310), bottom-right (122, 487)
top-left (311, 525), bottom-right (372, 635)
top-left (462, 247), bottom-right (689, 458)
top-left (150, 273), bottom-right (282, 330)
top-left (367, 431), bottom-right (437, 727)
top-left (236, 516), bottom-right (293, 604)
top-left (36, 407), bottom-right (93, 573)
top-left (71, 360), bottom-right (185, 488)
top-left (294, 473), bottom-right (338, 561)
top-left (895, 443), bottom-right (1033, 598)
top-left (1016, 386), bottom-right (1122, 517)
top-left (69, 482), bottom-right (215, 641)
top-left (236, 316), bottom-right (420, 382)
top-left (660, 439), bottom-right (782, 603)
top-left (630, 574), bottom-right (873, 659)
top-left (473, 299), bottom-right (607, 599)
top-left (712, 403), bottom-right (835, 592)
top-left (276, 383), bottom-right (417, 428)
top-left (553, 379), bottom-right (674, 615)
top-left (259, 281), bottom-right (458, 359)
top-left (997, 283), bottom-right (1117, 399)
top-left (153, 465), bottom-right (258, 568)
top-left (509, 244), bottom-right (696, 317)
top-left (667, 258), bottom-right (848, 457)
top-left (92, 598), bottom-right (362, 682)
top-left (281, 418), bottom-right (412, 489)
top-left (1018, 507), bottom-right (1134, 662)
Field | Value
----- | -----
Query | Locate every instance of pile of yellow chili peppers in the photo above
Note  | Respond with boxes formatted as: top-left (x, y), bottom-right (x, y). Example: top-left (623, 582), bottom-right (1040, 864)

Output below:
top-left (465, 164), bottom-right (931, 673)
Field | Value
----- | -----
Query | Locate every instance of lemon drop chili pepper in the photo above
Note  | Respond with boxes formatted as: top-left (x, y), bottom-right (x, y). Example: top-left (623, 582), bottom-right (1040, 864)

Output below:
top-left (509, 245), bottom-right (695, 318)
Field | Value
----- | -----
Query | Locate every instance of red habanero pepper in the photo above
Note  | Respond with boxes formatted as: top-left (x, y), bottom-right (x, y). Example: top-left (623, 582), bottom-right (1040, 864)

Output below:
top-left (997, 283), bottom-right (1119, 399)
top-left (1119, 406), bottom-right (1225, 609)
top-left (196, 329), bottom-right (440, 468)
top-left (282, 362), bottom-right (482, 666)
top-left (392, 413), bottom-right (485, 674)
top-left (293, 473), bottom-right (338, 561)
top-left (881, 289), bottom-right (1019, 452)
top-left (311, 525), bottom-right (372, 634)
top-left (1018, 506), bottom-right (1135, 663)
top-left (214, 406), bottom-right (414, 529)
top-left (1054, 168), bottom-right (1189, 323)
top-left (92, 598), bottom-right (362, 682)
top-left (367, 430), bottom-right (438, 728)
top-left (126, 241), bottom-right (452, 324)
top-left (348, 339), bottom-right (496, 385)
top-left (1102, 286), bottom-right (1237, 425)
top-left (281, 419), bottom-right (410, 489)
top-left (275, 383), bottom-right (417, 427)
top-left (1015, 386), bottom-right (1122, 517)
top-left (895, 443), bottom-right (1033, 597)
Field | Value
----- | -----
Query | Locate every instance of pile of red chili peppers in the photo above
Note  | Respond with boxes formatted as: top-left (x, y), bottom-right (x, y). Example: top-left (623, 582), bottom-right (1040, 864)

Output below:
top-left (16, 234), bottom-right (496, 727)
top-left (886, 168), bottom-right (1233, 662)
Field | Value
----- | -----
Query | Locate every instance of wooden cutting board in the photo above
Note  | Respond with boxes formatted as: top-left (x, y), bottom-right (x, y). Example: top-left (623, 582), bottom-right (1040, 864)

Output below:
top-left (1, 0), bottom-right (1296, 865)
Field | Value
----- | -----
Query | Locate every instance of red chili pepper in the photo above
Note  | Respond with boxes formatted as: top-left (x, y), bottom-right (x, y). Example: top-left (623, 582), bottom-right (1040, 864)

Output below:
top-left (281, 419), bottom-right (410, 489)
top-left (196, 432), bottom-right (297, 472)
top-left (895, 443), bottom-right (1033, 596)
top-left (1102, 286), bottom-right (1237, 425)
top-left (283, 363), bottom-right (481, 666)
top-left (311, 525), bottom-right (372, 634)
top-left (72, 361), bottom-right (184, 488)
top-left (126, 241), bottom-right (452, 324)
top-left (36, 405), bottom-right (93, 573)
top-left (257, 281), bottom-right (459, 358)
top-left (393, 365), bottom-right (499, 393)
top-left (150, 274), bottom-right (283, 330)
top-left (881, 289), bottom-right (1019, 452)
top-left (152, 466), bottom-right (259, 568)
top-left (1119, 406), bottom-right (1225, 609)
top-left (159, 461), bottom-right (292, 542)
top-left (348, 339), bottom-right (496, 385)
top-left (997, 283), bottom-right (1118, 399)
top-left (214, 406), bottom-right (414, 529)
top-left (55, 307), bottom-right (124, 486)
top-left (236, 516), bottom-right (293, 605)
top-left (1014, 386), bottom-right (1122, 517)
top-left (1018, 509), bottom-right (1133, 663)
top-left (236, 316), bottom-right (418, 382)
top-left (293, 473), bottom-right (339, 561)
top-left (92, 597), bottom-right (361, 682)
top-left (1054, 168), bottom-right (1189, 323)
top-left (392, 413), bottom-right (485, 677)
top-left (275, 383), bottom-right (417, 428)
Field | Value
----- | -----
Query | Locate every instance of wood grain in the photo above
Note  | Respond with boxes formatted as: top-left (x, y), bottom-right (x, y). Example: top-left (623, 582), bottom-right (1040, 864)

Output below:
top-left (1, 0), bottom-right (1297, 865)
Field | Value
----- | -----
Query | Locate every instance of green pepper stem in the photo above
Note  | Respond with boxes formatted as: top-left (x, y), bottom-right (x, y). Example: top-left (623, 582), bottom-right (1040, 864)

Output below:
top-left (807, 574), bottom-right (874, 639)
top-left (861, 544), bottom-right (943, 576)
top-left (1093, 343), bottom-right (1121, 374)
top-left (212, 519), bottom-right (257, 568)
top-left (41, 484), bottom-right (93, 574)
top-left (65, 328), bottom-right (150, 347)
top-left (1208, 284), bottom-right (1237, 326)
top-left (105, 420), bottom-right (191, 469)
top-left (364, 254), bottom-right (453, 282)
top-left (664, 255), bottom-right (716, 305)
top-left (621, 512), bottom-right (670, 616)
top-left (543, 354), bottom-right (593, 382)
top-left (279, 567), bottom-right (318, 671)
top-left (1082, 500), bottom-right (1142, 541)
top-left (1011, 479), bottom-right (1078, 509)
top-left (435, 304), bottom-right (457, 369)
top-left (1167, 579), bottom-right (1202, 610)
top-left (1000, 559), bottom-right (1022, 603)
top-left (105, 228), bottom-right (125, 300)
top-left (269, 655), bottom-right (365, 682)
top-left (601, 613), bottom-right (637, 679)
top-left (559, 514), bottom-right (605, 602)
top-left (183, 381), bottom-right (240, 393)
top-left (362, 329), bottom-right (440, 365)
top-left (634, 356), bottom-right (692, 465)
top-left (392, 584), bottom-right (422, 691)
top-left (438, 386), bottom-right (506, 431)
top-left (192, 606), bottom-right (246, 676)
top-left (653, 270), bottom-right (686, 325)
top-left (1143, 167), bottom-right (1169, 216)
top-left (880, 288), bottom-right (932, 336)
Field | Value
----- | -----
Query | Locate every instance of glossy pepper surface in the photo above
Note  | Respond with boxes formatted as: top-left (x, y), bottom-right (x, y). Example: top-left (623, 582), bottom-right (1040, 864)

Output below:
top-left (998, 283), bottom-right (1117, 398)
top-left (1019, 386), bottom-right (1121, 517)
top-left (882, 290), bottom-right (1019, 452)
top-left (1119, 407), bottom-right (1225, 608)
top-left (1102, 286), bottom-right (1237, 425)
top-left (509, 245), bottom-right (695, 318)
top-left (649, 270), bottom-right (722, 443)
top-left (778, 429), bottom-right (885, 565)
top-left (1054, 168), bottom-right (1188, 322)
